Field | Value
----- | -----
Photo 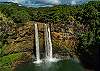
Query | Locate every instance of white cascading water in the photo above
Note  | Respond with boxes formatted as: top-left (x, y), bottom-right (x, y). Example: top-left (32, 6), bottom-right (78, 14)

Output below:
top-left (34, 23), bottom-right (58, 63)
top-left (48, 24), bottom-right (53, 59)
top-left (45, 24), bottom-right (53, 61)
top-left (34, 23), bottom-right (41, 63)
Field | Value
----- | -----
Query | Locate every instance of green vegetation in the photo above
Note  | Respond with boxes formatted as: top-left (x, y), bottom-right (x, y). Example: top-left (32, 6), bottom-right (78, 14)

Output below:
top-left (0, 11), bottom-right (32, 71)
top-left (0, 53), bottom-right (23, 71)
top-left (0, 1), bottom-right (99, 71)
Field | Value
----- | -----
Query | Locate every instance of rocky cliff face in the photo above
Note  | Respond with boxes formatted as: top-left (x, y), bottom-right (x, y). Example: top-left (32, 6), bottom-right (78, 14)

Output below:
top-left (0, 13), bottom-right (34, 71)
top-left (4, 22), bottom-right (34, 54)
top-left (0, 12), bottom-right (78, 71)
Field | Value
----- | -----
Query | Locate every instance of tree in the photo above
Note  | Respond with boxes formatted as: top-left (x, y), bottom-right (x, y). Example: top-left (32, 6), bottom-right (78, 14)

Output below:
top-left (11, 10), bottom-right (31, 23)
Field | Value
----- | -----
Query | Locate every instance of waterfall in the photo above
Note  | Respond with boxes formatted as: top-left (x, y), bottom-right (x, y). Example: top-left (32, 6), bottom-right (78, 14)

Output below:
top-left (34, 23), bottom-right (57, 63)
top-left (48, 24), bottom-right (53, 59)
top-left (45, 24), bottom-right (53, 60)
top-left (34, 23), bottom-right (41, 63)
top-left (45, 24), bottom-right (49, 59)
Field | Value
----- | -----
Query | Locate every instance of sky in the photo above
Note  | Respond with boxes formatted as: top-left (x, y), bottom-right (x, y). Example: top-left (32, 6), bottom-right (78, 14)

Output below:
top-left (0, 0), bottom-right (96, 7)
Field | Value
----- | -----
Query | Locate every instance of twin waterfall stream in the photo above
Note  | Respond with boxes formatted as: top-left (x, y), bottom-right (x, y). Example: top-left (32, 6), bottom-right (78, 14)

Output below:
top-left (16, 23), bottom-right (84, 71)
top-left (34, 23), bottom-right (53, 63)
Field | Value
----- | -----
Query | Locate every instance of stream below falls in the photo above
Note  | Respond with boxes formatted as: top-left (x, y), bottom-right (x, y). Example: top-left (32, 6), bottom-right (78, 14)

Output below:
top-left (16, 59), bottom-right (85, 71)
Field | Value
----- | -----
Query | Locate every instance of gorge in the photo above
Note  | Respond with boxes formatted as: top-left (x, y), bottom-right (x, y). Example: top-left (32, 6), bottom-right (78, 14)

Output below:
top-left (0, 1), bottom-right (99, 71)
top-left (15, 23), bottom-right (84, 71)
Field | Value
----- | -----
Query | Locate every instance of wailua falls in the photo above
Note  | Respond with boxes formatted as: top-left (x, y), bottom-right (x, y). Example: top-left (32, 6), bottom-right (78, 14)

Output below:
top-left (0, 1), bottom-right (98, 71)
top-left (34, 23), bottom-right (54, 63)
top-left (34, 23), bottom-right (41, 63)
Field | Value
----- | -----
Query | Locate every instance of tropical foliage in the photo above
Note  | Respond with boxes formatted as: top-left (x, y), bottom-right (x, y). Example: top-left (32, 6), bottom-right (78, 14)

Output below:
top-left (0, 1), bottom-right (99, 71)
